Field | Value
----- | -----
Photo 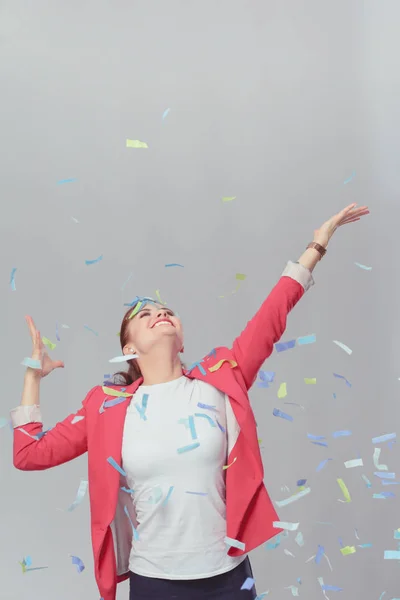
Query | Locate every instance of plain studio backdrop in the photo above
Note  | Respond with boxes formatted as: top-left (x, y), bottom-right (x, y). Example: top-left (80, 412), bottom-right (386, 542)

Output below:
top-left (0, 1), bottom-right (399, 598)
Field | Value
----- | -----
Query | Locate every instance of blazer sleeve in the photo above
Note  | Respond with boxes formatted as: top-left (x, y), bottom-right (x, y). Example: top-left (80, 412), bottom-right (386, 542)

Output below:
top-left (231, 261), bottom-right (315, 390)
top-left (10, 386), bottom-right (99, 471)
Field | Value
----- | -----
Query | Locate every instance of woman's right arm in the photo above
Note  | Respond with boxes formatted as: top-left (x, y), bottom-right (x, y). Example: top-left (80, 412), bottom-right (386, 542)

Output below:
top-left (11, 370), bottom-right (97, 471)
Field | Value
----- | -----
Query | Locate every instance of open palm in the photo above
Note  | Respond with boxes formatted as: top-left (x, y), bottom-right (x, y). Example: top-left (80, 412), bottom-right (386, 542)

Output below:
top-left (25, 316), bottom-right (64, 378)
top-left (314, 203), bottom-right (370, 248)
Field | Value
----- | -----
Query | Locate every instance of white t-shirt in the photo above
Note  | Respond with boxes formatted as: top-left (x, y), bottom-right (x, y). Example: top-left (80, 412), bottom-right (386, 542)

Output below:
top-left (121, 375), bottom-right (246, 579)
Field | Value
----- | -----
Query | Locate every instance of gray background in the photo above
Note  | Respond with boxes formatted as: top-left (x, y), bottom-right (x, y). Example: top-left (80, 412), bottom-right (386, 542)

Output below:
top-left (0, 0), bottom-right (398, 598)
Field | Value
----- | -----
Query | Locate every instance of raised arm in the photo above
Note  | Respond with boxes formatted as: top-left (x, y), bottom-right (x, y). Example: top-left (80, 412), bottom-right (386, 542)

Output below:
top-left (232, 203), bottom-right (370, 389)
top-left (232, 261), bottom-right (314, 389)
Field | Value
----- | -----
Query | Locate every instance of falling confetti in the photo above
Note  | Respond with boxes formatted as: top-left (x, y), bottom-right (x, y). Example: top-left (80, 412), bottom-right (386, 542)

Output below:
top-left (165, 263), bottom-right (184, 268)
top-left (222, 196), bottom-right (236, 202)
top-left (85, 255), bottom-right (103, 265)
top-left (126, 139), bottom-right (148, 148)
top-left (10, 267), bottom-right (17, 291)
top-left (355, 262), bottom-right (372, 271)
top-left (333, 340), bottom-right (353, 355)
top-left (162, 108), bottom-right (170, 120)
top-left (343, 171), bottom-right (356, 184)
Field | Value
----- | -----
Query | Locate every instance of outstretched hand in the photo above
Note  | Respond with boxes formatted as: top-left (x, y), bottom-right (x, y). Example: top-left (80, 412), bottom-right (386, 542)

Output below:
top-left (313, 203), bottom-right (370, 248)
top-left (25, 316), bottom-right (64, 378)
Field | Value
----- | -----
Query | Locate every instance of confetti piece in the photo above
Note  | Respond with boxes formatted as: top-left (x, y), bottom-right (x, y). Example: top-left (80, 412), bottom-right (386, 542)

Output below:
top-left (71, 216), bottom-right (80, 223)
top-left (197, 402), bottom-right (218, 412)
top-left (186, 360), bottom-right (207, 376)
top-left (285, 586), bottom-right (300, 596)
top-left (162, 108), bottom-right (170, 120)
top-left (273, 521), bottom-right (299, 531)
top-left (344, 171), bottom-right (356, 184)
top-left (308, 434), bottom-right (326, 441)
top-left (394, 529), bottom-right (400, 540)
top-left (275, 487), bottom-right (311, 508)
top-left (333, 340), bottom-right (353, 355)
top-left (333, 372), bottom-right (352, 387)
top-left (71, 415), bottom-right (85, 425)
top-left (121, 271), bottom-right (133, 291)
top-left (208, 359), bottom-right (237, 372)
top-left (216, 419), bottom-right (226, 433)
top-left (312, 441), bottom-right (328, 447)
top-left (304, 378), bottom-right (316, 384)
top-left (297, 333), bottom-right (316, 345)
top-left (372, 433), bottom-right (396, 444)
top-left (188, 415), bottom-right (197, 439)
top-left (275, 340), bottom-right (296, 353)
top-left (185, 491), bottom-right (208, 496)
top-left (358, 543), bottom-right (372, 548)
top-left (295, 532), bottom-right (304, 546)
top-left (161, 486), bottom-right (174, 506)
top-left (57, 178), bottom-right (76, 184)
top-left (266, 534), bottom-right (282, 549)
top-left (70, 555), bottom-right (85, 573)
top-left (103, 397), bottom-right (127, 409)
top-left (373, 448), bottom-right (388, 471)
top-left (340, 546), bottom-right (356, 556)
top-left (121, 486), bottom-right (134, 494)
top-left (273, 408), bottom-right (293, 421)
top-left (206, 348), bottom-right (217, 360)
top-left (55, 322), bottom-right (60, 342)
top-left (67, 480), bottom-right (88, 512)
top-left (322, 584), bottom-right (343, 592)
top-left (222, 196), bottom-right (236, 202)
top-left (10, 267), bottom-right (17, 291)
top-left (194, 413), bottom-right (216, 427)
top-left (355, 262), bottom-right (372, 271)
top-left (165, 263), bottom-right (184, 268)
top-left (259, 370), bottom-right (275, 383)
top-left (85, 255), bottom-right (103, 265)
top-left (277, 383), bottom-right (287, 398)
top-left (374, 472), bottom-right (395, 479)
top-left (42, 337), bottom-right (56, 351)
top-left (315, 545), bottom-right (325, 564)
top-left (84, 325), bottom-right (98, 336)
top-left (21, 357), bottom-right (41, 369)
top-left (236, 273), bottom-right (246, 281)
top-left (61, 324), bottom-right (70, 329)
top-left (102, 386), bottom-right (132, 398)
top-left (107, 457), bottom-right (127, 476)
top-left (241, 577), bottom-right (255, 590)
top-left (124, 505), bottom-right (140, 540)
top-left (177, 442), bottom-right (200, 454)
top-left (155, 289), bottom-right (166, 305)
top-left (109, 354), bottom-right (138, 363)
top-left (135, 394), bottom-right (149, 421)
top-left (344, 458), bottom-right (363, 468)
top-left (256, 592), bottom-right (270, 599)
top-left (297, 479), bottom-right (307, 486)
top-left (284, 549), bottom-right (295, 557)
top-left (337, 478), bottom-right (351, 502)
top-left (332, 430), bottom-right (352, 438)
top-left (225, 537), bottom-right (245, 551)
top-left (361, 474), bottom-right (371, 487)
top-left (223, 456), bottom-right (237, 470)
top-left (126, 139), bottom-right (148, 148)
top-left (384, 550), bottom-right (400, 559)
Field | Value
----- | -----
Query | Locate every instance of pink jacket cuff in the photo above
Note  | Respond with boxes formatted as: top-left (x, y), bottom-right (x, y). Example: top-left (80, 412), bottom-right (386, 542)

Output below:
top-left (282, 260), bottom-right (314, 293)
top-left (10, 405), bottom-right (43, 428)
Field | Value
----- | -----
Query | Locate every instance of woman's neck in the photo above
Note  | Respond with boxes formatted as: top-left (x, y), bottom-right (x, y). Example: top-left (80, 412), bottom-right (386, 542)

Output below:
top-left (139, 354), bottom-right (183, 386)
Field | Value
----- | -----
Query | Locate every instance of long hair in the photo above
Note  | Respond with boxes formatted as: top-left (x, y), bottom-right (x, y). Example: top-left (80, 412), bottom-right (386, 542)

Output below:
top-left (113, 300), bottom-right (185, 386)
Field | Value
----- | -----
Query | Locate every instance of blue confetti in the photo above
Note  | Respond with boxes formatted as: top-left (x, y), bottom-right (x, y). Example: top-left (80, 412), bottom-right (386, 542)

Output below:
top-left (186, 360), bottom-right (206, 376)
top-left (57, 178), bottom-right (77, 184)
top-left (162, 108), bottom-right (171, 120)
top-left (315, 545), bottom-right (325, 564)
top-left (372, 433), bottom-right (396, 444)
top-left (84, 325), bottom-right (98, 336)
top-left (195, 413), bottom-right (216, 428)
top-left (124, 505), bottom-right (139, 540)
top-left (216, 419), bottom-right (226, 433)
top-left (10, 267), bottom-right (17, 291)
top-left (107, 456), bottom-right (127, 477)
top-left (343, 171), bottom-right (356, 185)
top-left (177, 442), bottom-right (200, 454)
top-left (165, 263), bottom-right (184, 268)
top-left (297, 334), bottom-right (316, 345)
top-left (297, 479), bottom-right (307, 486)
top-left (241, 577), bottom-right (255, 590)
top-left (308, 434), bottom-right (326, 441)
top-left (70, 555), bottom-right (85, 573)
top-left (188, 415), bottom-right (198, 439)
top-left (85, 255), bottom-right (103, 265)
top-left (273, 408), bottom-right (293, 422)
top-left (322, 584), bottom-right (343, 592)
top-left (316, 459), bottom-right (333, 472)
top-left (161, 486), bottom-right (174, 506)
top-left (333, 373), bottom-right (352, 387)
top-left (332, 430), bottom-right (352, 438)
top-left (275, 339), bottom-right (296, 353)
top-left (197, 402), bottom-right (217, 411)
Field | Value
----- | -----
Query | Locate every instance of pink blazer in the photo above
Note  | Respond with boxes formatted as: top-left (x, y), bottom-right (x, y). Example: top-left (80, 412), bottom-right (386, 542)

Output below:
top-left (12, 261), bottom-right (313, 600)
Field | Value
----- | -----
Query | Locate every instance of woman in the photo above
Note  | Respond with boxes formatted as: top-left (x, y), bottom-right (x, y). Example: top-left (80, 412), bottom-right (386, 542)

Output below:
top-left (11, 203), bottom-right (369, 600)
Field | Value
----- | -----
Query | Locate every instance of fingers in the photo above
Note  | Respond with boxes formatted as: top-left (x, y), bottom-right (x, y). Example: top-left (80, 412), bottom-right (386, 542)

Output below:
top-left (25, 315), bottom-right (37, 342)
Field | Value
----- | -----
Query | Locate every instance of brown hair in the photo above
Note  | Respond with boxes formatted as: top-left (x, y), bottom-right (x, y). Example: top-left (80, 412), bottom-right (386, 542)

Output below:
top-left (113, 300), bottom-right (185, 386)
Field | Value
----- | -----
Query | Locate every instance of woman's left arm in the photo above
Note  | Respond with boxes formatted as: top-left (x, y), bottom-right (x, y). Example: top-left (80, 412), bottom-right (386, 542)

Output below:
top-left (232, 203), bottom-right (370, 390)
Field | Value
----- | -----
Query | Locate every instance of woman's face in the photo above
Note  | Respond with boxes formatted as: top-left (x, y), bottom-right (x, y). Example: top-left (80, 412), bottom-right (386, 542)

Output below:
top-left (123, 302), bottom-right (184, 356)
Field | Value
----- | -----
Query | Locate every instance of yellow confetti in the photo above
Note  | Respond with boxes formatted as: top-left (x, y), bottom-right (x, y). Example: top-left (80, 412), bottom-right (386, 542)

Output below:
top-left (278, 383), bottom-right (287, 398)
top-left (129, 301), bottom-right (143, 319)
top-left (235, 273), bottom-right (246, 281)
top-left (102, 386), bottom-right (133, 398)
top-left (209, 359), bottom-right (237, 373)
top-left (337, 478), bottom-right (351, 502)
top-left (304, 378), bottom-right (316, 385)
top-left (223, 456), bottom-right (237, 470)
top-left (155, 289), bottom-right (166, 305)
top-left (126, 139), bottom-right (148, 148)
top-left (340, 546), bottom-right (356, 556)
top-left (42, 337), bottom-right (56, 351)
top-left (222, 196), bottom-right (236, 202)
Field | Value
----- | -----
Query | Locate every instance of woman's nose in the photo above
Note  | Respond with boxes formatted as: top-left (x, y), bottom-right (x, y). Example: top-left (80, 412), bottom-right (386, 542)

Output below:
top-left (157, 310), bottom-right (168, 318)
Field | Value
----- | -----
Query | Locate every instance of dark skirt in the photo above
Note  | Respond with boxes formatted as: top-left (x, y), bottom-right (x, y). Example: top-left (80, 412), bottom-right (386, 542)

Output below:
top-left (129, 556), bottom-right (257, 599)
